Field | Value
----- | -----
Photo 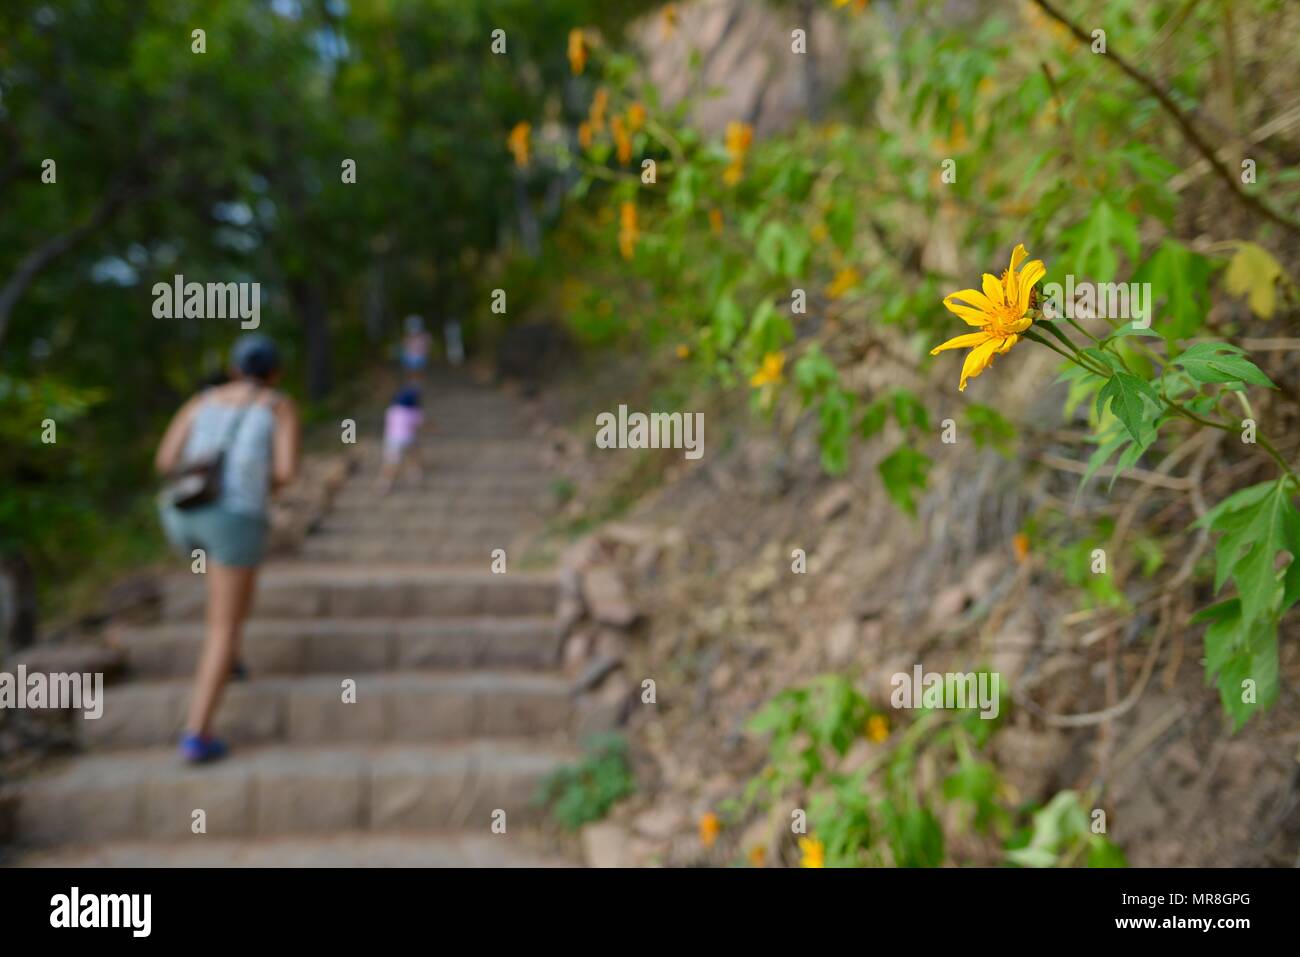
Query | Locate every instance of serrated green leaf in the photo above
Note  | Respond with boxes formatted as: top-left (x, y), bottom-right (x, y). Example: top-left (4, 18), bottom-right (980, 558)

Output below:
top-left (1095, 371), bottom-right (1159, 444)
top-left (1174, 342), bottom-right (1276, 389)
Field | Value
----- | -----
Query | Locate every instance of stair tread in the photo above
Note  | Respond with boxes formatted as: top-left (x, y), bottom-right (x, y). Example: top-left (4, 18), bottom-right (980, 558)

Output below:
top-left (10, 832), bottom-right (573, 867)
top-left (15, 739), bottom-right (574, 788)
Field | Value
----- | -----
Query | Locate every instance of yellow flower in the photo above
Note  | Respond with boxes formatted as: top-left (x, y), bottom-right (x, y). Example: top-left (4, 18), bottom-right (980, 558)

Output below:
top-left (866, 714), bottom-right (889, 743)
top-left (799, 836), bottom-right (825, 868)
top-left (568, 29), bottom-right (587, 75)
top-left (577, 121), bottom-right (593, 151)
top-left (825, 267), bottom-right (859, 300)
top-left (612, 115), bottom-right (632, 165)
top-left (932, 243), bottom-right (1046, 392)
top-left (507, 122), bottom-right (530, 168)
top-left (589, 88), bottom-right (608, 133)
top-left (1013, 532), bottom-right (1030, 563)
top-left (618, 201), bottom-right (638, 261)
top-left (699, 811), bottom-right (721, 848)
top-left (662, 3), bottom-right (679, 36)
top-left (833, 0), bottom-right (870, 11)
top-left (626, 102), bottom-right (647, 133)
top-left (750, 351), bottom-right (784, 388)
top-left (748, 845), bottom-right (766, 868)
top-left (723, 121), bottom-right (753, 185)
top-left (676, 343), bottom-right (690, 359)
top-left (725, 121), bottom-right (753, 161)
top-left (708, 208), bottom-right (723, 235)
top-left (932, 118), bottom-right (968, 154)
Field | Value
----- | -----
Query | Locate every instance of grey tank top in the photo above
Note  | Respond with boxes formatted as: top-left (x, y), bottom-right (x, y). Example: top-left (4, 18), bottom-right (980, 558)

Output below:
top-left (182, 396), bottom-right (277, 516)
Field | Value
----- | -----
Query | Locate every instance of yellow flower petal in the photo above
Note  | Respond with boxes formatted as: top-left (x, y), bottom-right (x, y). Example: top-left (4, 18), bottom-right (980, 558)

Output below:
top-left (995, 334), bottom-right (1019, 354)
top-left (942, 299), bottom-right (993, 327)
top-left (981, 273), bottom-right (1005, 308)
top-left (1016, 259), bottom-right (1046, 312)
top-left (1008, 243), bottom-right (1028, 275)
top-left (930, 331), bottom-right (992, 355)
top-left (944, 287), bottom-right (996, 314)
top-left (958, 336), bottom-right (1001, 391)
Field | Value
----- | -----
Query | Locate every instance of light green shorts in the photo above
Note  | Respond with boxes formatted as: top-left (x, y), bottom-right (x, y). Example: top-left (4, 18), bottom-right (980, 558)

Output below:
top-left (159, 502), bottom-right (268, 568)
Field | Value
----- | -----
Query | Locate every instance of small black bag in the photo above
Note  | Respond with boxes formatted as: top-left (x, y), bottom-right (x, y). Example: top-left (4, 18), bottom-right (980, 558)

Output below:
top-left (159, 398), bottom-right (256, 511)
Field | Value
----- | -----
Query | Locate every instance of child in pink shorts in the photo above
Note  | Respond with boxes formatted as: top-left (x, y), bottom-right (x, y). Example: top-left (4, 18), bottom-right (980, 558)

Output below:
top-left (377, 386), bottom-right (424, 493)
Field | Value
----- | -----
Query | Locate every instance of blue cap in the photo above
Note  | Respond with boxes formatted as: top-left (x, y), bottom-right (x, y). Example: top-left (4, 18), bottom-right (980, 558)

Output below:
top-left (395, 387), bottom-right (421, 408)
top-left (231, 333), bottom-right (281, 381)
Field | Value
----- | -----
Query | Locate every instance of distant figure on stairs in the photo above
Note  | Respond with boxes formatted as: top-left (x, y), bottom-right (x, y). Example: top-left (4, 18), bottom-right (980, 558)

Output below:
top-left (399, 314), bottom-right (433, 378)
top-left (154, 334), bottom-right (301, 764)
top-left (376, 385), bottom-right (425, 495)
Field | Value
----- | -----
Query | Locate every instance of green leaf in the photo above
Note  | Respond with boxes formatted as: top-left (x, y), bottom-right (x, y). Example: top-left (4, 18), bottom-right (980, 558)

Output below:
top-left (878, 446), bottom-right (931, 516)
top-left (1095, 371), bottom-right (1160, 445)
top-left (859, 399), bottom-right (888, 439)
top-left (818, 388), bottom-right (854, 475)
top-left (1195, 598), bottom-right (1280, 729)
top-left (1173, 342), bottom-right (1276, 389)
top-left (711, 295), bottom-right (744, 352)
top-left (1101, 322), bottom-right (1162, 343)
top-left (1058, 200), bottom-right (1139, 284)
top-left (890, 389), bottom-right (930, 432)
top-left (1130, 239), bottom-right (1214, 338)
top-left (1201, 478), bottom-right (1298, 626)
top-left (826, 200), bottom-right (855, 252)
top-left (743, 300), bottom-right (794, 358)
top-left (793, 345), bottom-right (839, 403)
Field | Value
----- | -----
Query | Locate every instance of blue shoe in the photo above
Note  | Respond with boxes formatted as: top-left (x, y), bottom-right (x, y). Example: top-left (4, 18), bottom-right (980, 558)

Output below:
top-left (180, 733), bottom-right (228, 764)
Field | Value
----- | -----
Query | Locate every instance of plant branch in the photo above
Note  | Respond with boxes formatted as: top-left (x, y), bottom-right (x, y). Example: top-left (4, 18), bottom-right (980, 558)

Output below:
top-left (1029, 0), bottom-right (1300, 237)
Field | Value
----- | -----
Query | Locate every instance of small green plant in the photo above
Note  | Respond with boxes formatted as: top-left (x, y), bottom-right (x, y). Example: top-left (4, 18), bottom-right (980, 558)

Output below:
top-left (1005, 791), bottom-right (1128, 868)
top-left (534, 732), bottom-right (635, 830)
top-left (739, 674), bottom-right (1125, 868)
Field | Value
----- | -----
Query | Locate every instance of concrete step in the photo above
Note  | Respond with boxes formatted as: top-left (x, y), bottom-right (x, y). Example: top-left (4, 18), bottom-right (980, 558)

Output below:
top-left (7, 740), bottom-right (573, 846)
top-left (83, 671), bottom-right (574, 750)
top-left (161, 566), bottom-right (557, 621)
top-left (311, 514), bottom-right (534, 536)
top-left (10, 831), bottom-right (572, 867)
top-left (118, 617), bottom-right (561, 678)
top-left (312, 517), bottom-right (534, 537)
top-left (296, 539), bottom-right (524, 564)
top-left (329, 489), bottom-right (552, 511)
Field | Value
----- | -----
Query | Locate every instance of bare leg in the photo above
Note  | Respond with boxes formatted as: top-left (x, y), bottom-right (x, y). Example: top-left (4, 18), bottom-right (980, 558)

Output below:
top-left (185, 562), bottom-right (257, 736)
top-left (229, 565), bottom-right (259, 667)
top-left (375, 458), bottom-right (398, 494)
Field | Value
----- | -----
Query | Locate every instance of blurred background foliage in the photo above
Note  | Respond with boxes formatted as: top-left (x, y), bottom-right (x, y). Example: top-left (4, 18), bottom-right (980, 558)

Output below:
top-left (0, 0), bottom-right (655, 603)
top-left (2, 0), bottom-right (1299, 738)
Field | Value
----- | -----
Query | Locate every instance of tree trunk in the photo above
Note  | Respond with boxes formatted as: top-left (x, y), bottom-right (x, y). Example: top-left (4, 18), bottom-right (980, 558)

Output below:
top-left (291, 279), bottom-right (332, 401)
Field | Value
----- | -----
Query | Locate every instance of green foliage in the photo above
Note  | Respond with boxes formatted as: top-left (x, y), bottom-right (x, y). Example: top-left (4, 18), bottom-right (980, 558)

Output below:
top-left (1005, 792), bottom-right (1127, 868)
top-left (534, 733), bottom-right (636, 830)
top-left (743, 675), bottom-right (1121, 868)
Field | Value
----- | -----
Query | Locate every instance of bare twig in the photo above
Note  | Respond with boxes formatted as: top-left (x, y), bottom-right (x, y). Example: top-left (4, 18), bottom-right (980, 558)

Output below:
top-left (1030, 0), bottom-right (1300, 237)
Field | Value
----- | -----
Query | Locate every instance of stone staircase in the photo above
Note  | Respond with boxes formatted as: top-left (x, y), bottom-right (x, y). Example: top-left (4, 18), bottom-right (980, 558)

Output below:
top-left (6, 375), bottom-right (579, 866)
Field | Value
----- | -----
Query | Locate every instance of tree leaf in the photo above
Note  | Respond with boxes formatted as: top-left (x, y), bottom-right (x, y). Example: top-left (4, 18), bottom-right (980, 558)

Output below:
top-left (1224, 241), bottom-right (1283, 319)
